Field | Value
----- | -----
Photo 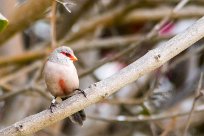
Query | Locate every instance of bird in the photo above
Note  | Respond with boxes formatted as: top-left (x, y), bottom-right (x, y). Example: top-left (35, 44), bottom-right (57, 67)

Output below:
top-left (43, 46), bottom-right (86, 125)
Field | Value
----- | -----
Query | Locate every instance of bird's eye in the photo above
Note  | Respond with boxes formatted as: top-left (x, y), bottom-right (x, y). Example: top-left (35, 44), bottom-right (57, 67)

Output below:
top-left (66, 52), bottom-right (72, 57)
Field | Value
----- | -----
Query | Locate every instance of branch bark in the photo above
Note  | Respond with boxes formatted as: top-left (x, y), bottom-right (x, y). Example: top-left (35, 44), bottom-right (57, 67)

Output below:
top-left (0, 16), bottom-right (204, 136)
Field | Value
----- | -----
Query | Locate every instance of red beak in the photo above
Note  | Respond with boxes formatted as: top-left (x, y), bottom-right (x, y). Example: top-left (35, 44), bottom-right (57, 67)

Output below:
top-left (70, 55), bottom-right (78, 61)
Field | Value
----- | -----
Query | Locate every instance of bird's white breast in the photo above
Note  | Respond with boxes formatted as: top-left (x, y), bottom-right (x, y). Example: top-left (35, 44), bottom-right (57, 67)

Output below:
top-left (43, 61), bottom-right (79, 97)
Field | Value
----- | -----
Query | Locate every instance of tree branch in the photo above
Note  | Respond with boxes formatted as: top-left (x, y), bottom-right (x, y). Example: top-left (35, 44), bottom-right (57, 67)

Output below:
top-left (72, 35), bottom-right (171, 52)
top-left (0, 15), bottom-right (204, 135)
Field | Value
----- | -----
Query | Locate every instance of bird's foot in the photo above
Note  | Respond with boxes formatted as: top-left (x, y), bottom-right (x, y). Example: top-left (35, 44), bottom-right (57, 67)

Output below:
top-left (75, 88), bottom-right (87, 98)
top-left (49, 98), bottom-right (57, 113)
top-left (61, 96), bottom-right (70, 101)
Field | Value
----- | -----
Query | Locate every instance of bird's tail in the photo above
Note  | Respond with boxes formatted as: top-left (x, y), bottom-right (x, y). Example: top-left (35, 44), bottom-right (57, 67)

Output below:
top-left (69, 110), bottom-right (86, 126)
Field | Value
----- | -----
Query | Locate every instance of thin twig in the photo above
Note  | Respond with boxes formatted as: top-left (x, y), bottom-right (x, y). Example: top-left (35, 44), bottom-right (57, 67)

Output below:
top-left (0, 46), bottom-right (49, 67)
top-left (183, 72), bottom-right (203, 136)
top-left (173, 0), bottom-right (189, 12)
top-left (51, 0), bottom-right (57, 48)
top-left (0, 84), bottom-right (13, 92)
top-left (0, 85), bottom-right (30, 101)
top-left (123, 6), bottom-right (204, 24)
top-left (160, 117), bottom-right (176, 136)
top-left (0, 61), bottom-right (42, 85)
top-left (33, 85), bottom-right (52, 100)
top-left (72, 34), bottom-right (172, 52)
top-left (87, 104), bottom-right (204, 123)
top-left (147, 0), bottom-right (189, 39)
top-left (143, 0), bottom-right (204, 4)
top-left (0, 65), bottom-right (44, 101)
top-left (168, 44), bottom-right (204, 70)
top-left (150, 122), bottom-right (157, 136)
top-left (0, 84), bottom-right (51, 102)
top-left (101, 98), bottom-right (146, 105)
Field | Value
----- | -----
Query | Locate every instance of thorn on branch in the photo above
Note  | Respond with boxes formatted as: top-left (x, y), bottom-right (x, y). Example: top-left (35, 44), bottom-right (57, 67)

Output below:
top-left (102, 93), bottom-right (109, 99)
top-left (88, 83), bottom-right (97, 89)
top-left (15, 124), bottom-right (24, 132)
top-left (154, 54), bottom-right (161, 61)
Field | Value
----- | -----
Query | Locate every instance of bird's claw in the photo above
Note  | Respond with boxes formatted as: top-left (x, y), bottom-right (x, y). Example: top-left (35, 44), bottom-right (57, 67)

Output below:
top-left (75, 88), bottom-right (87, 98)
top-left (49, 98), bottom-right (57, 113)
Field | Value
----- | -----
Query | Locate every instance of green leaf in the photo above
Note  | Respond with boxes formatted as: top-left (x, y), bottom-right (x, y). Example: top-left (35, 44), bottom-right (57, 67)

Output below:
top-left (139, 104), bottom-right (151, 116)
top-left (0, 13), bottom-right (8, 32)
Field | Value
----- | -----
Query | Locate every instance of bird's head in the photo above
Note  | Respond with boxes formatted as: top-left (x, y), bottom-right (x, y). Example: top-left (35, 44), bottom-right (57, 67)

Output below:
top-left (55, 46), bottom-right (78, 61)
top-left (48, 46), bottom-right (78, 64)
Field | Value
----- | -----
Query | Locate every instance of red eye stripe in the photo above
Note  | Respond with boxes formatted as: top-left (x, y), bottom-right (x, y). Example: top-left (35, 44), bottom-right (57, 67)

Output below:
top-left (60, 51), bottom-right (71, 57)
top-left (60, 51), bottom-right (66, 56)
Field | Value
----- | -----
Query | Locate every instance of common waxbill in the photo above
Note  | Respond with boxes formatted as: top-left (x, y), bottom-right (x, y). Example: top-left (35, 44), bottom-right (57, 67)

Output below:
top-left (43, 46), bottom-right (86, 125)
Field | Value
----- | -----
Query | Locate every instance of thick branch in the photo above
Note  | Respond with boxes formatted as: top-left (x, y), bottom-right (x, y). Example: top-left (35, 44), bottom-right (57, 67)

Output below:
top-left (1, 16), bottom-right (204, 136)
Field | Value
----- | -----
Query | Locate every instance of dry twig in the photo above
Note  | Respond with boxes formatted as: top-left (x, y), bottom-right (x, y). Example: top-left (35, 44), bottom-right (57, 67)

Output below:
top-left (183, 73), bottom-right (204, 136)
top-left (0, 61), bottom-right (42, 85)
top-left (88, 104), bottom-right (204, 123)
top-left (123, 6), bottom-right (204, 23)
top-left (51, 0), bottom-right (57, 48)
